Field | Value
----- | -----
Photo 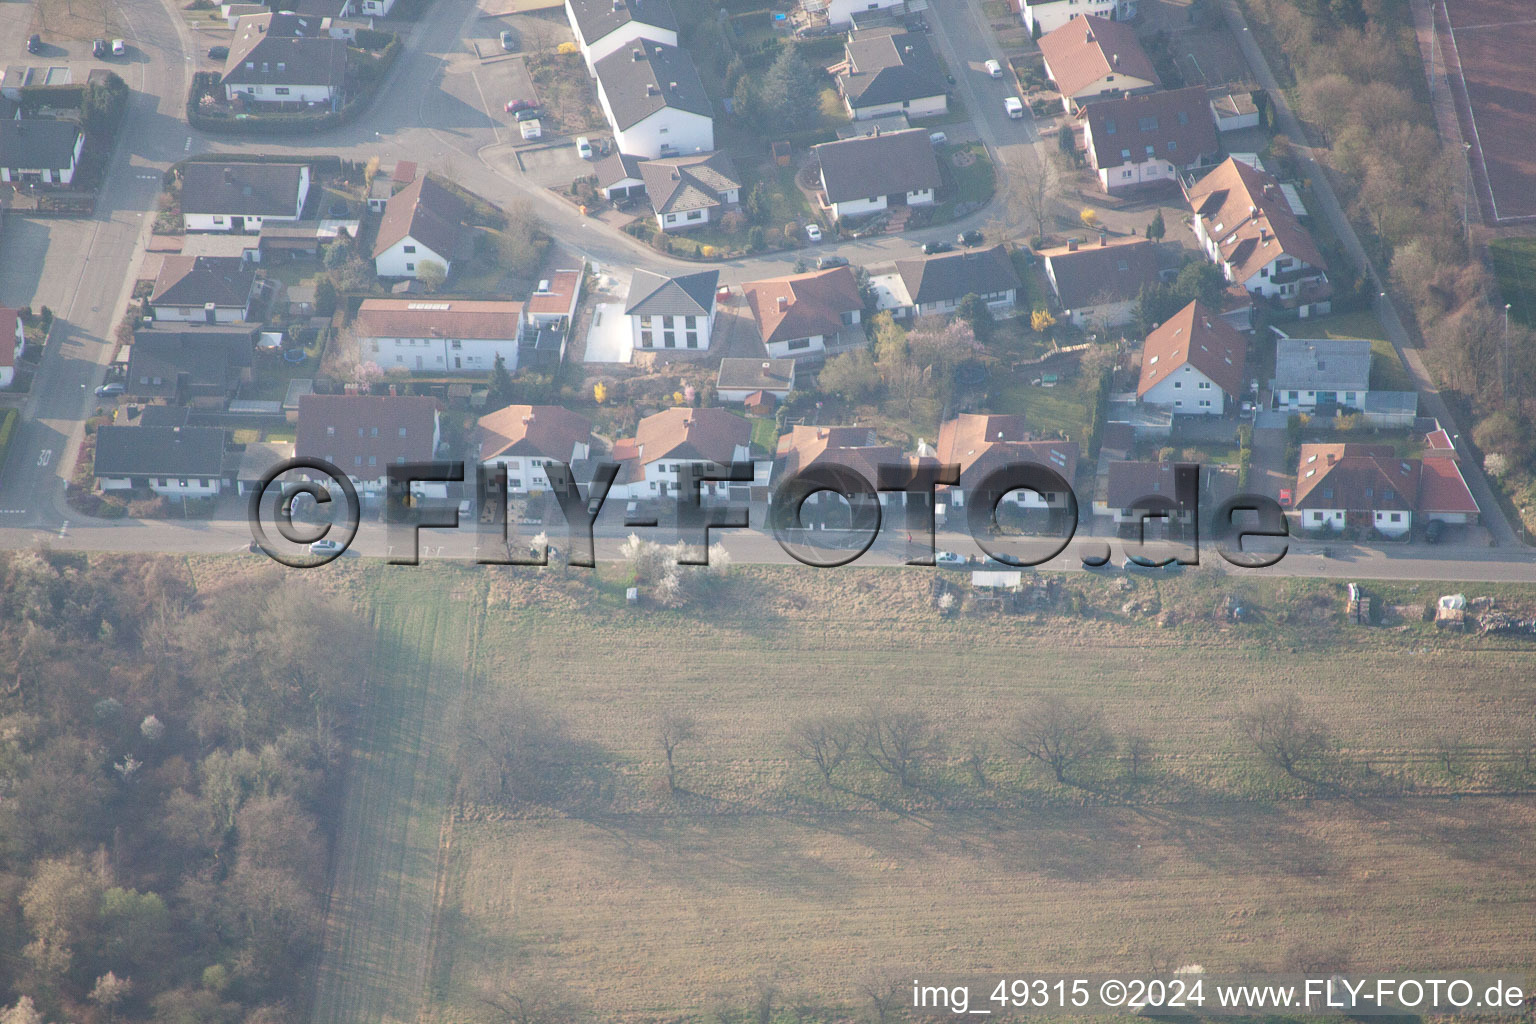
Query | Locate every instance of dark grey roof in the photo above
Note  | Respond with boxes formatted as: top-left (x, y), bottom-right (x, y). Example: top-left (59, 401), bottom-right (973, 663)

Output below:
top-left (222, 18), bottom-right (346, 90)
top-left (127, 329), bottom-right (254, 400)
top-left (593, 41), bottom-right (711, 130)
top-left (0, 119), bottom-right (81, 171)
top-left (594, 151), bottom-right (645, 189)
top-left (625, 269), bottom-right (719, 316)
top-left (139, 406), bottom-right (192, 426)
top-left (814, 128), bottom-right (941, 204)
top-left (717, 357), bottom-right (796, 391)
top-left (568, 0), bottom-right (677, 43)
top-left (182, 161), bottom-right (308, 218)
top-left (150, 256), bottom-right (258, 310)
top-left (637, 152), bottom-right (740, 214)
top-left (1272, 338), bottom-right (1372, 391)
top-left (93, 426), bottom-right (229, 478)
top-left (839, 30), bottom-right (945, 108)
top-left (896, 245), bottom-right (1020, 305)
top-left (1042, 239), bottom-right (1161, 309)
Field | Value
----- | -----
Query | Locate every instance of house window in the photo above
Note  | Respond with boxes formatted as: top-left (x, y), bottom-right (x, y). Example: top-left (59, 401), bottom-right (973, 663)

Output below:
top-left (839, 310), bottom-right (857, 326)
top-left (1104, 119), bottom-right (1116, 135)
top-left (369, 456), bottom-right (377, 466)
top-left (1167, 140), bottom-right (1177, 151)
top-left (664, 331), bottom-right (676, 348)
top-left (787, 338), bottom-right (811, 350)
top-left (276, 87), bottom-right (290, 96)
top-left (685, 315), bottom-right (696, 329)
top-left (1198, 381), bottom-right (1211, 390)
top-left (686, 331), bottom-right (698, 348)
top-left (1120, 148), bottom-right (1132, 160)
top-left (199, 479), bottom-right (209, 487)
top-left (1137, 116), bottom-right (1157, 131)
top-left (406, 262), bottom-right (415, 272)
top-left (404, 245), bottom-right (416, 254)
top-left (686, 210), bottom-right (703, 220)
top-left (1311, 511), bottom-right (1323, 522)
top-left (1173, 381), bottom-right (1182, 389)
top-left (641, 331), bottom-right (653, 347)
top-left (1122, 170), bottom-right (1132, 179)
top-left (399, 427), bottom-right (408, 437)
top-left (213, 216), bottom-right (225, 224)
top-left (1177, 110), bottom-right (1189, 124)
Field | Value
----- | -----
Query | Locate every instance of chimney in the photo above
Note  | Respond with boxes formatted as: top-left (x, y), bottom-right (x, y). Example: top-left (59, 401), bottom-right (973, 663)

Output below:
top-left (645, 83), bottom-right (658, 95)
top-left (1099, 230), bottom-right (1108, 246)
top-left (523, 413), bottom-right (535, 424)
top-left (669, 81), bottom-right (678, 90)
top-left (204, 302), bottom-right (216, 324)
top-left (632, 46), bottom-right (643, 60)
top-left (1067, 238), bottom-right (1078, 251)
top-left (762, 361), bottom-right (771, 370)
top-left (776, 295), bottom-right (788, 312)
top-left (1112, 52), bottom-right (1119, 65)
top-left (223, 166), bottom-right (234, 184)
top-left (1248, 204), bottom-right (1258, 219)
top-left (1326, 452), bottom-right (1336, 465)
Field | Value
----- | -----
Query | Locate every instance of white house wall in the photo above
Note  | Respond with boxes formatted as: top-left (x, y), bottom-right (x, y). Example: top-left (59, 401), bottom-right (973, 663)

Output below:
top-left (374, 236), bottom-right (451, 278)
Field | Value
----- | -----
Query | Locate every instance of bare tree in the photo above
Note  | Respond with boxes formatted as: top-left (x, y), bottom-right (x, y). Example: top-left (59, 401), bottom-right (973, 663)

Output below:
top-left (1005, 696), bottom-right (1112, 785)
top-left (863, 707), bottom-right (945, 789)
top-left (1122, 732), bottom-right (1153, 783)
top-left (658, 711), bottom-right (696, 791)
top-left (1018, 150), bottom-right (1060, 244)
top-left (857, 970), bottom-right (907, 1024)
top-left (478, 977), bottom-right (582, 1024)
top-left (788, 715), bottom-right (856, 787)
top-left (1431, 728), bottom-right (1468, 777)
top-left (751, 973), bottom-right (780, 1024)
top-left (1239, 694), bottom-right (1332, 779)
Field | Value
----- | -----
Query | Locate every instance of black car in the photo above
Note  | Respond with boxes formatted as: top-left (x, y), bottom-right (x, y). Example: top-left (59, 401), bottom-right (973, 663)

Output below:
top-left (208, 45), bottom-right (229, 60)
top-left (514, 107), bottom-right (542, 122)
top-left (816, 255), bottom-right (849, 269)
top-left (957, 229), bottom-right (983, 246)
top-left (920, 240), bottom-right (954, 255)
top-left (93, 38), bottom-right (108, 57)
top-left (27, 34), bottom-right (42, 54)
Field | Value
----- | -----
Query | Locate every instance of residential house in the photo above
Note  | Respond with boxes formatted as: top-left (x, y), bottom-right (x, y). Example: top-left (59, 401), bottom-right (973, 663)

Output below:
top-left (367, 160), bottom-right (416, 212)
top-left (353, 298), bottom-right (526, 373)
top-left (475, 404), bottom-right (596, 494)
top-left (773, 424), bottom-right (918, 512)
top-left (526, 267), bottom-right (584, 328)
top-left (1185, 156), bottom-right (1331, 316)
top-left (181, 161), bottom-right (311, 233)
top-left (814, 127), bottom-right (941, 222)
top-left (886, 245), bottom-right (1021, 318)
top-left (1136, 300), bottom-right (1246, 415)
top-left (638, 152), bottom-right (740, 232)
top-left (717, 357), bottom-right (796, 404)
top-left (372, 174), bottom-right (468, 279)
top-left (742, 266), bottom-right (863, 361)
top-left (0, 308), bottom-right (25, 390)
top-left (836, 28), bottom-right (947, 121)
top-left (799, 0), bottom-right (904, 30)
top-left (1022, 0), bottom-right (1135, 36)
top-left (1292, 444), bottom-right (1419, 537)
top-left (933, 413), bottom-right (1079, 513)
top-left (295, 394), bottom-right (443, 500)
top-left (149, 256), bottom-right (260, 323)
top-left (1270, 338), bottom-right (1371, 413)
top-left (566, 0), bottom-right (678, 73)
top-left (126, 326), bottom-right (257, 407)
top-left (1081, 86), bottom-right (1220, 193)
top-left (593, 151), bottom-right (647, 202)
top-left (1418, 427), bottom-right (1480, 525)
top-left (221, 13), bottom-right (347, 107)
top-left (94, 425), bottom-right (232, 499)
top-left (1037, 15), bottom-right (1159, 112)
top-left (1096, 459), bottom-right (1198, 525)
top-left (609, 406), bottom-right (768, 500)
top-left (1040, 237), bottom-right (1160, 328)
top-left (0, 119), bottom-right (84, 185)
top-left (593, 41), bottom-right (713, 159)
top-left (624, 269), bottom-right (719, 354)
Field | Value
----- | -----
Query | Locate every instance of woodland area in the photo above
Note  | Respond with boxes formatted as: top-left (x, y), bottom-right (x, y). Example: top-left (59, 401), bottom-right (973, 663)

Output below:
top-left (0, 553), bottom-right (370, 1024)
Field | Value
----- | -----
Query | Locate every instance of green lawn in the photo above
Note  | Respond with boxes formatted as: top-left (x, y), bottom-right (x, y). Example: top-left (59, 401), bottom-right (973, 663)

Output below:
top-left (931, 143), bottom-right (995, 221)
top-left (1489, 236), bottom-right (1536, 328)
top-left (990, 369), bottom-right (1093, 443)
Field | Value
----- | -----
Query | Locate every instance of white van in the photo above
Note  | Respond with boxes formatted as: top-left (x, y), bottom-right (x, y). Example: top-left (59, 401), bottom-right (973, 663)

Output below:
top-left (520, 118), bottom-right (542, 140)
top-left (1004, 96), bottom-right (1024, 119)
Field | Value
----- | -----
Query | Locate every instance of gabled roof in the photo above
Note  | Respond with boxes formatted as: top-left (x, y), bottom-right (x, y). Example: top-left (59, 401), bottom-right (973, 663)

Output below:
top-left (1187, 157), bottom-right (1326, 284)
top-left (895, 245), bottom-right (1020, 305)
top-left (838, 29), bottom-right (946, 108)
top-left (295, 394), bottom-right (440, 471)
top-left (815, 128), bottom-right (942, 204)
top-left (637, 151), bottom-right (740, 215)
top-left (1137, 300), bottom-right (1246, 398)
top-left (568, 0), bottom-right (677, 45)
top-left (1294, 444), bottom-right (1417, 512)
top-left (150, 256), bottom-right (257, 309)
top-left (1037, 14), bottom-right (1159, 99)
top-left (222, 15), bottom-right (346, 89)
top-left (627, 406), bottom-right (751, 466)
top-left (127, 330), bottom-right (251, 400)
top-left (1272, 337), bottom-right (1371, 392)
top-left (372, 174), bottom-right (468, 261)
top-left (0, 119), bottom-right (81, 170)
top-left (181, 161), bottom-right (308, 217)
top-left (775, 425), bottom-right (907, 483)
top-left (742, 267), bottom-right (862, 345)
top-left (935, 413), bottom-right (1078, 490)
top-left (625, 269), bottom-right (718, 317)
top-left (1417, 456), bottom-right (1478, 514)
top-left (1105, 459), bottom-right (1188, 508)
top-left (352, 298), bottom-right (524, 340)
top-left (93, 426), bottom-right (229, 478)
top-left (593, 151), bottom-right (645, 189)
top-left (475, 404), bottom-right (594, 462)
top-left (594, 40), bottom-right (711, 130)
top-left (1040, 237), bottom-right (1160, 309)
top-left (718, 357), bottom-right (796, 392)
top-left (1082, 85), bottom-right (1219, 168)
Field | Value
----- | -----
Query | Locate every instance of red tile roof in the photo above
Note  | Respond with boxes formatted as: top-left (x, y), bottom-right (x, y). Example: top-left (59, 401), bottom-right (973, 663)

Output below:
top-left (296, 394), bottom-right (440, 474)
top-left (1293, 444), bottom-right (1416, 512)
top-left (475, 404), bottom-right (594, 462)
top-left (527, 268), bottom-right (583, 318)
top-left (1187, 157), bottom-right (1325, 285)
top-left (1137, 300), bottom-right (1247, 398)
top-left (1417, 457), bottom-right (1479, 514)
top-left (743, 267), bottom-right (862, 345)
top-left (935, 413), bottom-right (1078, 490)
top-left (1038, 14), bottom-right (1159, 100)
top-left (352, 298), bottom-right (524, 341)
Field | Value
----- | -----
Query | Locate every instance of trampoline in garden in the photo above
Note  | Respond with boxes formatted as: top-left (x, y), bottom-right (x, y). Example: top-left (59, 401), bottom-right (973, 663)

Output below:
top-left (283, 349), bottom-right (308, 364)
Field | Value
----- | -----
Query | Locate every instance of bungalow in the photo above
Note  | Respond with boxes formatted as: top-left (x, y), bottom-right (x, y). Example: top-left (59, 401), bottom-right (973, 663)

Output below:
top-left (0, 308), bottom-right (25, 390)
top-left (1136, 300), bottom-right (1246, 416)
top-left (1186, 157), bottom-right (1331, 317)
top-left (0, 119), bottom-right (84, 185)
top-left (149, 256), bottom-right (260, 323)
top-left (934, 412), bottom-right (1079, 513)
top-left (774, 424), bottom-right (917, 514)
top-left (886, 245), bottom-right (1021, 318)
top-left (565, 0), bottom-right (678, 73)
top-left (295, 394), bottom-right (443, 501)
top-left (593, 41), bottom-right (713, 159)
top-left (1096, 459), bottom-right (1199, 526)
top-left (1022, 0), bottom-right (1135, 36)
top-left (625, 269), bottom-right (719, 354)
top-left (742, 266), bottom-right (863, 361)
top-left (1292, 444), bottom-right (1418, 537)
top-left (814, 128), bottom-right (941, 222)
top-left (593, 151), bottom-right (647, 202)
top-left (221, 14), bottom-right (347, 107)
top-left (475, 404), bottom-right (596, 494)
top-left (353, 298), bottom-right (526, 373)
top-left (181, 161), bottom-right (311, 233)
top-left (1038, 15), bottom-right (1159, 113)
top-left (836, 28), bottom-right (947, 122)
top-left (372, 174), bottom-right (468, 279)
top-left (717, 357), bottom-right (796, 404)
top-left (125, 326), bottom-right (256, 407)
top-left (94, 425), bottom-right (232, 500)
top-left (638, 152), bottom-right (740, 232)
top-left (1270, 338), bottom-right (1371, 413)
top-left (526, 266), bottom-right (584, 328)
top-left (609, 406), bottom-right (768, 500)
top-left (1419, 428), bottom-right (1480, 526)
top-left (1040, 236), bottom-right (1160, 328)
top-left (1081, 86), bottom-right (1220, 193)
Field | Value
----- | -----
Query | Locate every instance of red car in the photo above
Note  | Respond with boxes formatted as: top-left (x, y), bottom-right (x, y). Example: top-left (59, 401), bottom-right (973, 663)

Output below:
top-left (1278, 488), bottom-right (1293, 507)
top-left (505, 98), bottom-right (535, 113)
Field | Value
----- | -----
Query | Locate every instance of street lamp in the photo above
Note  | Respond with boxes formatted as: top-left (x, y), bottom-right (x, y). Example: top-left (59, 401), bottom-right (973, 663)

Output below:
top-left (1463, 142), bottom-right (1473, 240)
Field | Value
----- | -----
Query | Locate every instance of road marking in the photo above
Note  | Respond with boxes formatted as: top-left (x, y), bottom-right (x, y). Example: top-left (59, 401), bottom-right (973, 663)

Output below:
top-left (184, 137), bottom-right (191, 151)
top-left (37, 449), bottom-right (52, 467)
top-left (0, 509), bottom-right (27, 515)
top-left (58, 520), bottom-right (69, 537)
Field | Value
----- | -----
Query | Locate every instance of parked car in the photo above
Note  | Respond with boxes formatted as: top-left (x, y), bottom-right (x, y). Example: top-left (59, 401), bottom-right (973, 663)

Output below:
top-left (1425, 519), bottom-right (1447, 544)
top-left (575, 136), bottom-right (593, 159)
top-left (514, 107), bottom-right (542, 121)
top-left (1004, 96), bottom-right (1024, 118)
top-left (816, 254), bottom-right (848, 269)
top-left (934, 551), bottom-right (967, 569)
top-left (208, 44), bottom-right (229, 60)
top-left (27, 34), bottom-right (42, 54)
top-left (805, 223), bottom-right (823, 243)
top-left (519, 118), bottom-right (542, 140)
top-left (309, 538), bottom-right (345, 556)
top-left (928, 131), bottom-right (947, 146)
top-left (984, 58), bottom-right (1003, 78)
top-left (500, 29), bottom-right (514, 51)
top-left (505, 98), bottom-right (534, 113)
top-left (93, 39), bottom-right (107, 57)
top-left (111, 38), bottom-right (126, 55)
top-left (957, 229), bottom-right (983, 246)
top-left (921, 240), bottom-right (954, 254)
top-left (94, 382), bottom-right (124, 397)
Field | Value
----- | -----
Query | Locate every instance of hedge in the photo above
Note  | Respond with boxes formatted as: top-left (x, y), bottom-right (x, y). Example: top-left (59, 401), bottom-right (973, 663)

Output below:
top-left (0, 409), bottom-right (18, 471)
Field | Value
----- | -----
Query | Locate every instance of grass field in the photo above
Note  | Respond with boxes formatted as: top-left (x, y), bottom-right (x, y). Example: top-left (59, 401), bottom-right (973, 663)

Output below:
top-left (1490, 236), bottom-right (1536, 328)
